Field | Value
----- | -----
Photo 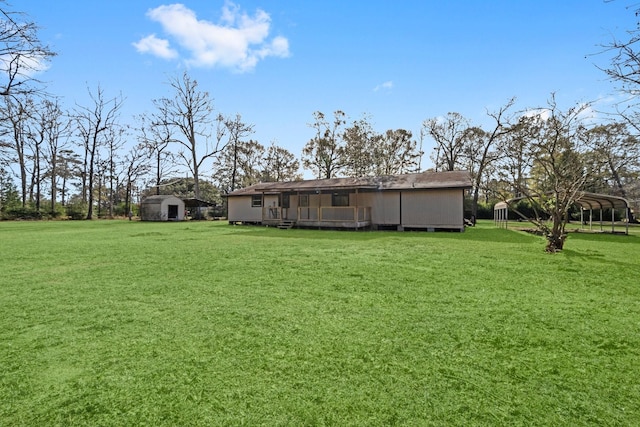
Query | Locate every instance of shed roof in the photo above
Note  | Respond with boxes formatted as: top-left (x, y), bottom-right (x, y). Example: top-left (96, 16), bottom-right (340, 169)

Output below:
top-left (227, 170), bottom-right (471, 196)
top-left (140, 195), bottom-right (184, 205)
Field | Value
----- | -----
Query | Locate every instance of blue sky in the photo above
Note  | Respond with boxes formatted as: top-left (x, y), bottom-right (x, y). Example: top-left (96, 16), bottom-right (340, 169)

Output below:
top-left (21, 0), bottom-right (635, 175)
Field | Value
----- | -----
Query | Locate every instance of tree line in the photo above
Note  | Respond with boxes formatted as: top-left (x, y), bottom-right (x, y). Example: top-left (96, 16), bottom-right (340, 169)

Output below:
top-left (1, 1), bottom-right (639, 253)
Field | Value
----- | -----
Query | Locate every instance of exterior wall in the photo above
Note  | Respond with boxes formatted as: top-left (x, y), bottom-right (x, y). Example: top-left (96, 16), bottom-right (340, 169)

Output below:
top-left (162, 199), bottom-right (185, 221)
top-left (140, 204), bottom-right (164, 221)
top-left (361, 191), bottom-right (401, 225)
top-left (400, 189), bottom-right (464, 229)
top-left (229, 188), bottom-right (465, 230)
top-left (228, 196), bottom-right (263, 222)
top-left (263, 194), bottom-right (280, 221)
top-left (140, 196), bottom-right (185, 221)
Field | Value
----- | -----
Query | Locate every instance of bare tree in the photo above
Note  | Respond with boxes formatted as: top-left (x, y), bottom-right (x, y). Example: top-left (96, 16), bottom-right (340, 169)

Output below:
top-left (262, 142), bottom-right (301, 182)
top-left (342, 114), bottom-right (378, 177)
top-left (302, 110), bottom-right (347, 179)
top-left (0, 94), bottom-right (32, 206)
top-left (24, 100), bottom-right (45, 212)
top-left (0, 2), bottom-right (56, 96)
top-left (463, 98), bottom-right (516, 218)
top-left (104, 125), bottom-right (125, 217)
top-left (215, 139), bottom-right (264, 193)
top-left (423, 112), bottom-right (471, 172)
top-left (40, 99), bottom-right (70, 213)
top-left (222, 113), bottom-right (255, 192)
top-left (136, 112), bottom-right (177, 195)
top-left (57, 148), bottom-right (81, 206)
top-left (73, 85), bottom-right (124, 219)
top-left (121, 143), bottom-right (151, 216)
top-left (598, 3), bottom-right (640, 98)
top-left (584, 122), bottom-right (639, 199)
top-left (373, 129), bottom-right (421, 176)
top-left (497, 95), bottom-right (594, 252)
top-left (22, 98), bottom-right (71, 213)
top-left (153, 72), bottom-right (225, 200)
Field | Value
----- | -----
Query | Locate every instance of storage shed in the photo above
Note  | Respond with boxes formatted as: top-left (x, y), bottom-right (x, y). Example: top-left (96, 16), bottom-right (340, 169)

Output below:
top-left (226, 170), bottom-right (472, 231)
top-left (139, 195), bottom-right (185, 221)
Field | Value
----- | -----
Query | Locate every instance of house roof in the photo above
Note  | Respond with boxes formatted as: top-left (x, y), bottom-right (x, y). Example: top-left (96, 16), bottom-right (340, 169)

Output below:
top-left (226, 170), bottom-right (472, 196)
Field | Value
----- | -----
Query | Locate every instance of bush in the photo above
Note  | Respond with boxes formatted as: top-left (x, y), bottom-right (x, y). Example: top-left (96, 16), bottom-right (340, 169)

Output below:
top-left (2, 206), bottom-right (42, 220)
top-left (66, 202), bottom-right (87, 220)
top-left (476, 202), bottom-right (494, 220)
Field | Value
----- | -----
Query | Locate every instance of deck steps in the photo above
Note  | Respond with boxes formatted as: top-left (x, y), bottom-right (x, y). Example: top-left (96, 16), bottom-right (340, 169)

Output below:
top-left (277, 220), bottom-right (296, 229)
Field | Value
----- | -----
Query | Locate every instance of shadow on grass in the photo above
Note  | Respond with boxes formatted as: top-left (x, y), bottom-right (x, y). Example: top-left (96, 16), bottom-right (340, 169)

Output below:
top-left (566, 231), bottom-right (640, 245)
top-left (221, 224), bottom-right (542, 244)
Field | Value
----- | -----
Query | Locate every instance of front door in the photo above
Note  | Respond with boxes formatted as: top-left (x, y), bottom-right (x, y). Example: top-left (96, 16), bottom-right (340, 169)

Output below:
top-left (168, 204), bottom-right (178, 220)
top-left (281, 193), bottom-right (290, 219)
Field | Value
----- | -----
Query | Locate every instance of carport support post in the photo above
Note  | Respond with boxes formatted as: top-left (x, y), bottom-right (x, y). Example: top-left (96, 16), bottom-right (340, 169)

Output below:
top-left (626, 208), bottom-right (630, 235)
top-left (600, 208), bottom-right (603, 232)
top-left (504, 206), bottom-right (508, 229)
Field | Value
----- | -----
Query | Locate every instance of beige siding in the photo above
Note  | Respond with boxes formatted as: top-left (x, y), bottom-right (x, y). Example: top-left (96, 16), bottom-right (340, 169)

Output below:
top-left (401, 189), bottom-right (463, 228)
top-left (228, 196), bottom-right (263, 222)
top-left (283, 194), bottom-right (298, 220)
top-left (264, 195), bottom-right (279, 208)
top-left (360, 192), bottom-right (400, 225)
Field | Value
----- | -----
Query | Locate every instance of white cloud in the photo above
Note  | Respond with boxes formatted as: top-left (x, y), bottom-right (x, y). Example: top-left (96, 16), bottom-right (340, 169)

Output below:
top-left (522, 108), bottom-right (550, 121)
top-left (374, 81), bottom-right (394, 92)
top-left (0, 53), bottom-right (50, 77)
top-left (577, 102), bottom-right (598, 124)
top-left (134, 2), bottom-right (290, 72)
top-left (132, 34), bottom-right (179, 59)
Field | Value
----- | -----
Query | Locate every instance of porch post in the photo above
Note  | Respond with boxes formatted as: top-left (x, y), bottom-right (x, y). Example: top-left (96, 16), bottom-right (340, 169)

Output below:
top-left (355, 188), bottom-right (358, 229)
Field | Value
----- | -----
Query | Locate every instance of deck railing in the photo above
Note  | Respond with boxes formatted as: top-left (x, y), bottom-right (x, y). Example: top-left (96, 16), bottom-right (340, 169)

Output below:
top-left (297, 206), bottom-right (371, 222)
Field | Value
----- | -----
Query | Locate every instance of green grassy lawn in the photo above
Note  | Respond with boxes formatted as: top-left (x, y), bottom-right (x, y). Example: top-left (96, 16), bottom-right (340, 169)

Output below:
top-left (1, 220), bottom-right (639, 426)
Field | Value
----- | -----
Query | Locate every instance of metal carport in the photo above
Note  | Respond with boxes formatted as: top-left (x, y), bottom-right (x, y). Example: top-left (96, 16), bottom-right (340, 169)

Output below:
top-left (494, 192), bottom-right (631, 235)
top-left (574, 192), bottom-right (631, 234)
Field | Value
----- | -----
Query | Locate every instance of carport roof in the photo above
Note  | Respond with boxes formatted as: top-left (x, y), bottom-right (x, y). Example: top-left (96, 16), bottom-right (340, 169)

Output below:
top-left (574, 192), bottom-right (629, 210)
top-left (494, 192), bottom-right (630, 210)
top-left (182, 198), bottom-right (217, 208)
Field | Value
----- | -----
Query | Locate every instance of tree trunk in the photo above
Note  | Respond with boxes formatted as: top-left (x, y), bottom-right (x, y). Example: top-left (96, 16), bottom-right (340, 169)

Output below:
top-left (86, 146), bottom-right (96, 220)
top-left (50, 152), bottom-right (57, 213)
top-left (545, 212), bottom-right (567, 253)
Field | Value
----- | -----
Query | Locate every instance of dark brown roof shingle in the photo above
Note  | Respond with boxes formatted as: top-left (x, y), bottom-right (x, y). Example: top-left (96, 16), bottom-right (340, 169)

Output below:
top-left (226, 170), bottom-right (471, 196)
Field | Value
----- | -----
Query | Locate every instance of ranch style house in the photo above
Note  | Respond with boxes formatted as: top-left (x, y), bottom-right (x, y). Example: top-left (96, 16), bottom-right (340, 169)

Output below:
top-left (225, 170), bottom-right (472, 231)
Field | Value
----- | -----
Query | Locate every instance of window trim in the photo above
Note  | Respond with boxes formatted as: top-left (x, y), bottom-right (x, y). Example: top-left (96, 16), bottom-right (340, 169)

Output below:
top-left (331, 191), bottom-right (350, 207)
top-left (251, 194), bottom-right (262, 208)
top-left (281, 193), bottom-right (290, 209)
